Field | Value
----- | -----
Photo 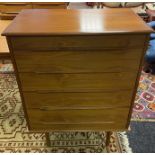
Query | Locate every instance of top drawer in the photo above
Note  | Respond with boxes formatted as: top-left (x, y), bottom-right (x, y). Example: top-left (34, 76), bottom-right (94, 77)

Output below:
top-left (10, 34), bottom-right (146, 51)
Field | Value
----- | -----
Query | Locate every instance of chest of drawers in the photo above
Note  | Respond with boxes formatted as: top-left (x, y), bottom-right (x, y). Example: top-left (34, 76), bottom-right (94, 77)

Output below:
top-left (2, 9), bottom-right (152, 132)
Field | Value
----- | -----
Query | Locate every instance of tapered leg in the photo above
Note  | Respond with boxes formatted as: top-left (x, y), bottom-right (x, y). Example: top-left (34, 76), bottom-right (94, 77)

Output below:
top-left (45, 132), bottom-right (51, 147)
top-left (106, 131), bottom-right (112, 147)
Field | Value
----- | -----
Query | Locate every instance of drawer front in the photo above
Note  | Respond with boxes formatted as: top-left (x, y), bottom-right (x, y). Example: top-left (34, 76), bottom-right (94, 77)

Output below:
top-left (0, 3), bottom-right (32, 13)
top-left (24, 91), bottom-right (132, 109)
top-left (14, 49), bottom-right (142, 73)
top-left (32, 4), bottom-right (66, 9)
top-left (27, 108), bottom-right (129, 131)
top-left (19, 72), bottom-right (136, 92)
top-left (11, 35), bottom-right (145, 51)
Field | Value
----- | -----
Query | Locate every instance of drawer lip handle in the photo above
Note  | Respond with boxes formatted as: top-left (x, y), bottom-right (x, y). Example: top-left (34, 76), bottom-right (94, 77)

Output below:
top-left (34, 4), bottom-right (61, 6)
top-left (35, 121), bottom-right (114, 125)
top-left (34, 71), bottom-right (53, 74)
top-left (14, 47), bottom-right (129, 52)
top-left (13, 47), bottom-right (128, 51)
top-left (37, 106), bottom-right (129, 111)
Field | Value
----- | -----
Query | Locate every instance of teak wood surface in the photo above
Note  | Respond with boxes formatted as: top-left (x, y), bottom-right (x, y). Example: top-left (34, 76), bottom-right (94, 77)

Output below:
top-left (2, 9), bottom-right (152, 36)
top-left (14, 49), bottom-right (142, 73)
top-left (0, 2), bottom-right (67, 20)
top-left (0, 2), bottom-right (67, 13)
top-left (3, 9), bottom-right (152, 131)
top-left (19, 72), bottom-right (137, 92)
top-left (10, 35), bottom-right (146, 50)
top-left (0, 20), bottom-right (11, 57)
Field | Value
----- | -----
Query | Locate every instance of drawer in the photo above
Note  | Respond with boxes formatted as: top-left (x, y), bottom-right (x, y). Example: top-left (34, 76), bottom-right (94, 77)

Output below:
top-left (10, 35), bottom-right (146, 51)
top-left (19, 72), bottom-right (136, 92)
top-left (24, 91), bottom-right (132, 109)
top-left (27, 108), bottom-right (129, 131)
top-left (14, 49), bottom-right (142, 73)
top-left (0, 3), bottom-right (32, 13)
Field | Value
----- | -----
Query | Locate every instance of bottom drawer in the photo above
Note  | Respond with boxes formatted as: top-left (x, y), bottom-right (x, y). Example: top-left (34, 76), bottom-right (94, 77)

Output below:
top-left (27, 108), bottom-right (129, 131)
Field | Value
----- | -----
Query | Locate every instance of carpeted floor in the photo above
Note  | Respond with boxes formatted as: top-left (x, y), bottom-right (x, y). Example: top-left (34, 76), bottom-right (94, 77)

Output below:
top-left (127, 121), bottom-right (155, 153)
top-left (0, 65), bottom-right (131, 153)
top-left (132, 71), bottom-right (155, 121)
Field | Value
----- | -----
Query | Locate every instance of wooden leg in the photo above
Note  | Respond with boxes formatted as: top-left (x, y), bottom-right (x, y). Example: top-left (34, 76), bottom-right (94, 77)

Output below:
top-left (106, 131), bottom-right (112, 147)
top-left (45, 132), bottom-right (51, 147)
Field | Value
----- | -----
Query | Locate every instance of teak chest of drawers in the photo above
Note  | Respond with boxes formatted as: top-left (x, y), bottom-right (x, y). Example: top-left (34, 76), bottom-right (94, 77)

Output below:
top-left (2, 9), bottom-right (152, 132)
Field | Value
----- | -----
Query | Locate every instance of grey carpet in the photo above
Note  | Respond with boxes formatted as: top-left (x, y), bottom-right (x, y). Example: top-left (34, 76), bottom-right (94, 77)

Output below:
top-left (127, 121), bottom-right (155, 153)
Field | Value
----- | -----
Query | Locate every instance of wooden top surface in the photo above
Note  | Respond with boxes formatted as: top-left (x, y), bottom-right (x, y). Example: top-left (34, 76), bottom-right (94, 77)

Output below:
top-left (2, 9), bottom-right (153, 36)
top-left (0, 20), bottom-right (11, 54)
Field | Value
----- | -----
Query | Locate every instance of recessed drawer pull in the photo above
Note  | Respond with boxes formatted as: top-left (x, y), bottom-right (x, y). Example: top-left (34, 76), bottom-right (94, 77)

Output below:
top-left (35, 90), bottom-right (52, 94)
top-left (34, 71), bottom-right (52, 74)
top-left (34, 90), bottom-right (62, 94)
top-left (39, 107), bottom-right (49, 111)
top-left (38, 121), bottom-right (114, 125)
top-left (34, 4), bottom-right (59, 6)
top-left (37, 106), bottom-right (121, 111)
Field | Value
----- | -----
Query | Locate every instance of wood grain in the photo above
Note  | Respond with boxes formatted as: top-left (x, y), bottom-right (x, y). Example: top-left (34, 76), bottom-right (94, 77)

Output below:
top-left (23, 91), bottom-right (132, 109)
top-left (0, 2), bottom-right (67, 20)
top-left (27, 108), bottom-right (129, 131)
top-left (14, 49), bottom-right (142, 73)
top-left (0, 3), bottom-right (32, 13)
top-left (19, 72), bottom-right (137, 92)
top-left (2, 9), bottom-right (152, 36)
top-left (0, 2), bottom-right (66, 13)
top-left (29, 122), bottom-right (127, 132)
top-left (10, 35), bottom-right (145, 50)
top-left (0, 20), bottom-right (11, 56)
